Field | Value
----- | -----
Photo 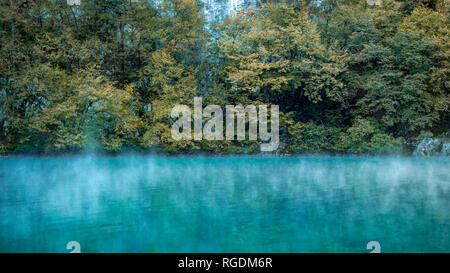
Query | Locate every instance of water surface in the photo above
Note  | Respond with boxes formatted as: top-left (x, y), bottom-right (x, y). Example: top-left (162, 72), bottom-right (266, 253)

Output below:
top-left (0, 156), bottom-right (448, 252)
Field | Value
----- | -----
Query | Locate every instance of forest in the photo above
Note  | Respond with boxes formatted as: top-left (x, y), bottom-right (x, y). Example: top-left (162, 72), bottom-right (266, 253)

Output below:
top-left (0, 0), bottom-right (448, 155)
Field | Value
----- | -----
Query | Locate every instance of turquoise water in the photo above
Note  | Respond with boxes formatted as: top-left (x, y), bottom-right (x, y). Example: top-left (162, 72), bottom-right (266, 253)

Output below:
top-left (0, 156), bottom-right (448, 253)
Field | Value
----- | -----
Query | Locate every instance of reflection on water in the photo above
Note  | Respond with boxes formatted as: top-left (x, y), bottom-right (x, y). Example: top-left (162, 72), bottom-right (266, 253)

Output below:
top-left (0, 156), bottom-right (448, 253)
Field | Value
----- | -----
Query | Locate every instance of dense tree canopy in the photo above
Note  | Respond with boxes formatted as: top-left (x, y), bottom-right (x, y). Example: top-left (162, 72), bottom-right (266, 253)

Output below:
top-left (0, 0), bottom-right (448, 155)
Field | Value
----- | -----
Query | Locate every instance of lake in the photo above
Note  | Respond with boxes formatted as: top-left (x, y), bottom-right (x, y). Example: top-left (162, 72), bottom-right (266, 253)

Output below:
top-left (0, 156), bottom-right (448, 253)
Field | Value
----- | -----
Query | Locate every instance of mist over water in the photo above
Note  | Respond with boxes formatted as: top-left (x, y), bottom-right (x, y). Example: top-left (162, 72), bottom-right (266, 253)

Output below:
top-left (0, 156), bottom-right (448, 253)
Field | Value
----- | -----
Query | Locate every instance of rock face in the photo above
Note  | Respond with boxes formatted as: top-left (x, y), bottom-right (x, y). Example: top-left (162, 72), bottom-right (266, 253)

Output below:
top-left (441, 141), bottom-right (450, 156)
top-left (413, 138), bottom-right (449, 156)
